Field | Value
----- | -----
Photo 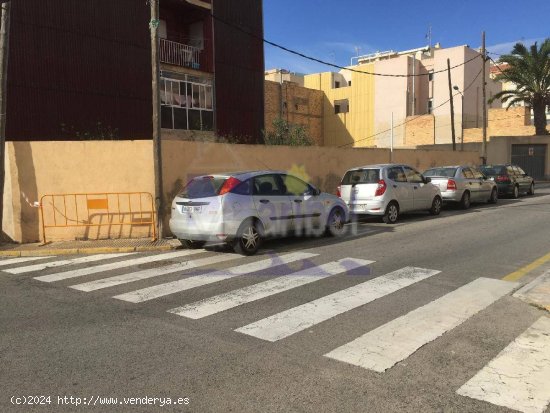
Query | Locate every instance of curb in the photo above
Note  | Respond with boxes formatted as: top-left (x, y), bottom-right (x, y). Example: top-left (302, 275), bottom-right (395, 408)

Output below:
top-left (0, 244), bottom-right (177, 257)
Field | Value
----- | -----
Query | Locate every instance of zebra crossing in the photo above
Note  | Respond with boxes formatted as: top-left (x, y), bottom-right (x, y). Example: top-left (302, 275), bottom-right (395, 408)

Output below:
top-left (1, 250), bottom-right (549, 413)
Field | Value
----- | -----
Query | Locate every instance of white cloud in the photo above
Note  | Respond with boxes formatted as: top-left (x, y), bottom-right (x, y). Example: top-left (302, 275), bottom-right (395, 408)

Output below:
top-left (487, 37), bottom-right (546, 57)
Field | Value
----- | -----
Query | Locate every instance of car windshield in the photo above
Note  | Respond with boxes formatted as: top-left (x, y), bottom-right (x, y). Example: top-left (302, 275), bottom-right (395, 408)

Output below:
top-left (423, 167), bottom-right (457, 177)
top-left (479, 165), bottom-right (506, 176)
top-left (341, 169), bottom-right (380, 185)
top-left (178, 176), bottom-right (228, 199)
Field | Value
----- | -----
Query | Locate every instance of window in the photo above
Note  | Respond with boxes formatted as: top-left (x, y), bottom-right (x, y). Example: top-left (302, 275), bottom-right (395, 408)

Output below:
top-left (253, 175), bottom-right (284, 196)
top-left (231, 179), bottom-right (253, 196)
top-left (428, 70), bottom-right (434, 81)
top-left (334, 99), bottom-right (349, 114)
top-left (516, 166), bottom-right (526, 175)
top-left (160, 72), bottom-right (213, 131)
top-left (342, 169), bottom-right (380, 185)
top-left (427, 99), bottom-right (433, 114)
top-left (282, 175), bottom-right (314, 196)
top-left (424, 168), bottom-right (457, 178)
top-left (403, 166), bottom-right (424, 183)
top-left (472, 169), bottom-right (484, 180)
top-left (348, 81), bottom-right (352, 86)
top-left (335, 81), bottom-right (341, 88)
top-left (461, 168), bottom-right (475, 179)
top-left (387, 167), bottom-right (407, 183)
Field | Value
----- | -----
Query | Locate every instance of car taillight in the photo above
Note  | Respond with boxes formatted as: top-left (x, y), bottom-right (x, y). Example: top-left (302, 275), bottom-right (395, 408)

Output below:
top-left (447, 179), bottom-right (457, 191)
top-left (219, 177), bottom-right (242, 195)
top-left (495, 175), bottom-right (510, 183)
top-left (375, 180), bottom-right (387, 197)
top-left (336, 185), bottom-right (341, 197)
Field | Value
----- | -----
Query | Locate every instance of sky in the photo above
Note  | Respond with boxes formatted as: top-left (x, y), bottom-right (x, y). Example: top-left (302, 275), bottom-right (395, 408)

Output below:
top-left (263, 0), bottom-right (550, 74)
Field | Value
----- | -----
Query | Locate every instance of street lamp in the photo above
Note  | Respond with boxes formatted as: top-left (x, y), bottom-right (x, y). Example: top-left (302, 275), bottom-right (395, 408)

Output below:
top-left (453, 85), bottom-right (464, 151)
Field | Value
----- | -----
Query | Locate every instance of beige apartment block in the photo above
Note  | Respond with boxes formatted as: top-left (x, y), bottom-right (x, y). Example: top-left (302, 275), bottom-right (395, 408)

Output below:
top-left (264, 79), bottom-right (324, 145)
top-left (299, 44), bottom-right (503, 148)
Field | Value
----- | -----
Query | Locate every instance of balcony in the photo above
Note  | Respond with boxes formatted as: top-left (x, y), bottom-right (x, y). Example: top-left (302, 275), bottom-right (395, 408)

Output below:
top-left (160, 38), bottom-right (201, 70)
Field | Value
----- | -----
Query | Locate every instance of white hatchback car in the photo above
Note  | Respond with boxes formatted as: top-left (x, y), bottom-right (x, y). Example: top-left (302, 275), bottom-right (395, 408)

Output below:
top-left (169, 170), bottom-right (349, 255)
top-left (338, 164), bottom-right (442, 223)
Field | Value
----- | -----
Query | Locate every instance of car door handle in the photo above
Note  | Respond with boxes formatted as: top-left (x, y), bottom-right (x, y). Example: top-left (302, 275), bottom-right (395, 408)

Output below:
top-left (469, 182), bottom-right (472, 185)
top-left (413, 186), bottom-right (418, 189)
top-left (392, 185), bottom-right (397, 188)
top-left (293, 199), bottom-right (303, 203)
top-left (259, 199), bottom-right (270, 204)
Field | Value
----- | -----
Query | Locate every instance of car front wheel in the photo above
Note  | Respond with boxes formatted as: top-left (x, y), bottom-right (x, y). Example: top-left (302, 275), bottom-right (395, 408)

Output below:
top-left (528, 183), bottom-right (535, 195)
top-left (233, 218), bottom-right (262, 256)
top-left (429, 196), bottom-right (442, 215)
top-left (488, 187), bottom-right (498, 204)
top-left (325, 207), bottom-right (346, 237)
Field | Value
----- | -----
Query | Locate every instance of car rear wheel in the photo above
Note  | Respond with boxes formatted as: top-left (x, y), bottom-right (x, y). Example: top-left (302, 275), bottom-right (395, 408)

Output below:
top-left (488, 187), bottom-right (498, 204)
top-left (325, 207), bottom-right (346, 237)
top-left (179, 239), bottom-right (206, 249)
top-left (429, 196), bottom-right (442, 215)
top-left (512, 185), bottom-right (519, 199)
top-left (382, 202), bottom-right (399, 224)
top-left (233, 218), bottom-right (262, 256)
top-left (460, 191), bottom-right (471, 209)
top-left (528, 183), bottom-right (535, 195)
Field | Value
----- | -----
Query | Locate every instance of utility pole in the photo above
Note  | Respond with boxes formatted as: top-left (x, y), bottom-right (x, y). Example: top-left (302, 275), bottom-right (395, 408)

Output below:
top-left (150, 0), bottom-right (163, 238)
top-left (0, 1), bottom-right (11, 238)
top-left (481, 31), bottom-right (487, 165)
top-left (447, 58), bottom-right (456, 151)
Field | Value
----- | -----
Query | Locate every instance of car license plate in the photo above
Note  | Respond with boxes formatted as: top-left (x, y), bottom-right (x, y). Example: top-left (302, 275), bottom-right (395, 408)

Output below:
top-left (351, 204), bottom-right (367, 211)
top-left (180, 205), bottom-right (202, 213)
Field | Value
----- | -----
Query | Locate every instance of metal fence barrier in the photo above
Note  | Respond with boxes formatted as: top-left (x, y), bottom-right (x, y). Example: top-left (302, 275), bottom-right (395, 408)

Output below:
top-left (39, 192), bottom-right (157, 244)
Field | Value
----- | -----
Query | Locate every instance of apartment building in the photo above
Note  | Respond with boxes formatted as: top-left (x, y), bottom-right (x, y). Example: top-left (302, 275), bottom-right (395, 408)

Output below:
top-left (303, 44), bottom-right (502, 147)
top-left (7, 0), bottom-right (264, 143)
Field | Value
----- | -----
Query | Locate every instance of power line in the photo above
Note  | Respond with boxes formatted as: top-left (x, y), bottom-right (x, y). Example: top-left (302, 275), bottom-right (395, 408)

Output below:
top-left (338, 66), bottom-right (484, 147)
top-left (211, 13), bottom-right (482, 78)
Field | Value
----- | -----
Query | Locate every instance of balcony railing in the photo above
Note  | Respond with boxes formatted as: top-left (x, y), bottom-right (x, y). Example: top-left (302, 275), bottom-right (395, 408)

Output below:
top-left (160, 38), bottom-right (201, 69)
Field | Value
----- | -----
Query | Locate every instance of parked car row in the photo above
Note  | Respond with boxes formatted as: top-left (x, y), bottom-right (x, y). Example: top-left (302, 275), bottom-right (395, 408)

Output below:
top-left (169, 164), bottom-right (534, 255)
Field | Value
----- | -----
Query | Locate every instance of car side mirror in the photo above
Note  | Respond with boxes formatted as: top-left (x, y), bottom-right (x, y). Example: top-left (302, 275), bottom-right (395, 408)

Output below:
top-left (314, 188), bottom-right (321, 196)
top-left (423, 176), bottom-right (431, 184)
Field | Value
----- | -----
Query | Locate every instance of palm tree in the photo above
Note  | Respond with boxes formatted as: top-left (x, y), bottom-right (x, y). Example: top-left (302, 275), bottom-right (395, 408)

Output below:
top-left (490, 39), bottom-right (550, 135)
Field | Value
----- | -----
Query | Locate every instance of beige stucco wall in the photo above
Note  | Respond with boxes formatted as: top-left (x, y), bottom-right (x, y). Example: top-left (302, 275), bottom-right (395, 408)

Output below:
top-left (3, 141), bottom-right (155, 243)
top-left (3, 140), bottom-right (480, 243)
top-left (487, 135), bottom-right (550, 178)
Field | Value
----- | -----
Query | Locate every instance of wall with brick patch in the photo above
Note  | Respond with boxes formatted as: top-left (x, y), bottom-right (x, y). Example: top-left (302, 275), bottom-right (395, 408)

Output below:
top-left (264, 80), bottom-right (324, 145)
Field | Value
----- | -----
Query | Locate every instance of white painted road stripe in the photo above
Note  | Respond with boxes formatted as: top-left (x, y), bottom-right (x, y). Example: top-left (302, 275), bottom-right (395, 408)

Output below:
top-left (324, 278), bottom-right (517, 372)
top-left (457, 316), bottom-right (550, 413)
top-left (113, 252), bottom-right (318, 303)
top-left (4, 253), bottom-right (135, 274)
top-left (34, 250), bottom-right (205, 283)
top-left (70, 254), bottom-right (241, 292)
top-left (0, 256), bottom-right (54, 267)
top-left (236, 267), bottom-right (440, 342)
top-left (169, 258), bottom-right (374, 319)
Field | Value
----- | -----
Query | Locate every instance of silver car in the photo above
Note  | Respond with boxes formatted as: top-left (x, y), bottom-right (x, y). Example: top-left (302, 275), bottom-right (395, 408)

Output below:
top-left (423, 166), bottom-right (498, 209)
top-left (338, 164), bottom-right (442, 224)
top-left (169, 170), bottom-right (349, 255)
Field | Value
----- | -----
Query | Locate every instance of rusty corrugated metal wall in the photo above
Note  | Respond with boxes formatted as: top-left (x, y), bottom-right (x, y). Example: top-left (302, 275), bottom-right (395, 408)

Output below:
top-left (212, 0), bottom-right (264, 143)
top-left (7, 0), bottom-right (152, 141)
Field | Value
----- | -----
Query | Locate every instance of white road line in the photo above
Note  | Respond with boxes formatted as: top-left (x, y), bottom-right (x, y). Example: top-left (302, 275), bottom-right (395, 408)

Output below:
top-left (34, 250), bottom-right (205, 283)
top-left (4, 253), bottom-right (135, 274)
top-left (324, 278), bottom-right (517, 372)
top-left (236, 266), bottom-right (440, 342)
top-left (0, 256), bottom-right (54, 267)
top-left (169, 258), bottom-right (374, 319)
top-left (113, 252), bottom-right (318, 303)
top-left (70, 254), bottom-right (240, 292)
top-left (456, 316), bottom-right (550, 413)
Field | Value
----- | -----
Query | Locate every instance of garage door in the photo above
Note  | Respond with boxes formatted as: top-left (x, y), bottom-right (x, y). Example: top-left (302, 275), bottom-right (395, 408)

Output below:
top-left (511, 144), bottom-right (546, 180)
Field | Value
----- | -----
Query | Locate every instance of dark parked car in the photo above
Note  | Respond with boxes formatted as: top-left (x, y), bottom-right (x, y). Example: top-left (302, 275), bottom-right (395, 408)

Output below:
top-left (478, 164), bottom-right (534, 199)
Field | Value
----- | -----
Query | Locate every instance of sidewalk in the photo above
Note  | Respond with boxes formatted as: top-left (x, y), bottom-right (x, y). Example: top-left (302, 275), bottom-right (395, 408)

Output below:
top-left (0, 238), bottom-right (181, 257)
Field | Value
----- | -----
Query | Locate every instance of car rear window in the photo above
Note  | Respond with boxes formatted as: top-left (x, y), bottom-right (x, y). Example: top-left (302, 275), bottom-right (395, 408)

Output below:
top-left (423, 167), bottom-right (457, 177)
top-left (479, 165), bottom-right (506, 176)
top-left (179, 176), bottom-right (228, 199)
top-left (341, 169), bottom-right (380, 185)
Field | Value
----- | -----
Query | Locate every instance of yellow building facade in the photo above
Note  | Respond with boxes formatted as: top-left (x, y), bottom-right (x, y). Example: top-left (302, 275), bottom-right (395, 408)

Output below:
top-left (304, 64), bottom-right (375, 148)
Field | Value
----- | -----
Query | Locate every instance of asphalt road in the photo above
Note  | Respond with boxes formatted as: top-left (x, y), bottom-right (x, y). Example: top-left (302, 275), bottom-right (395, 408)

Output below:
top-left (1, 186), bottom-right (550, 413)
